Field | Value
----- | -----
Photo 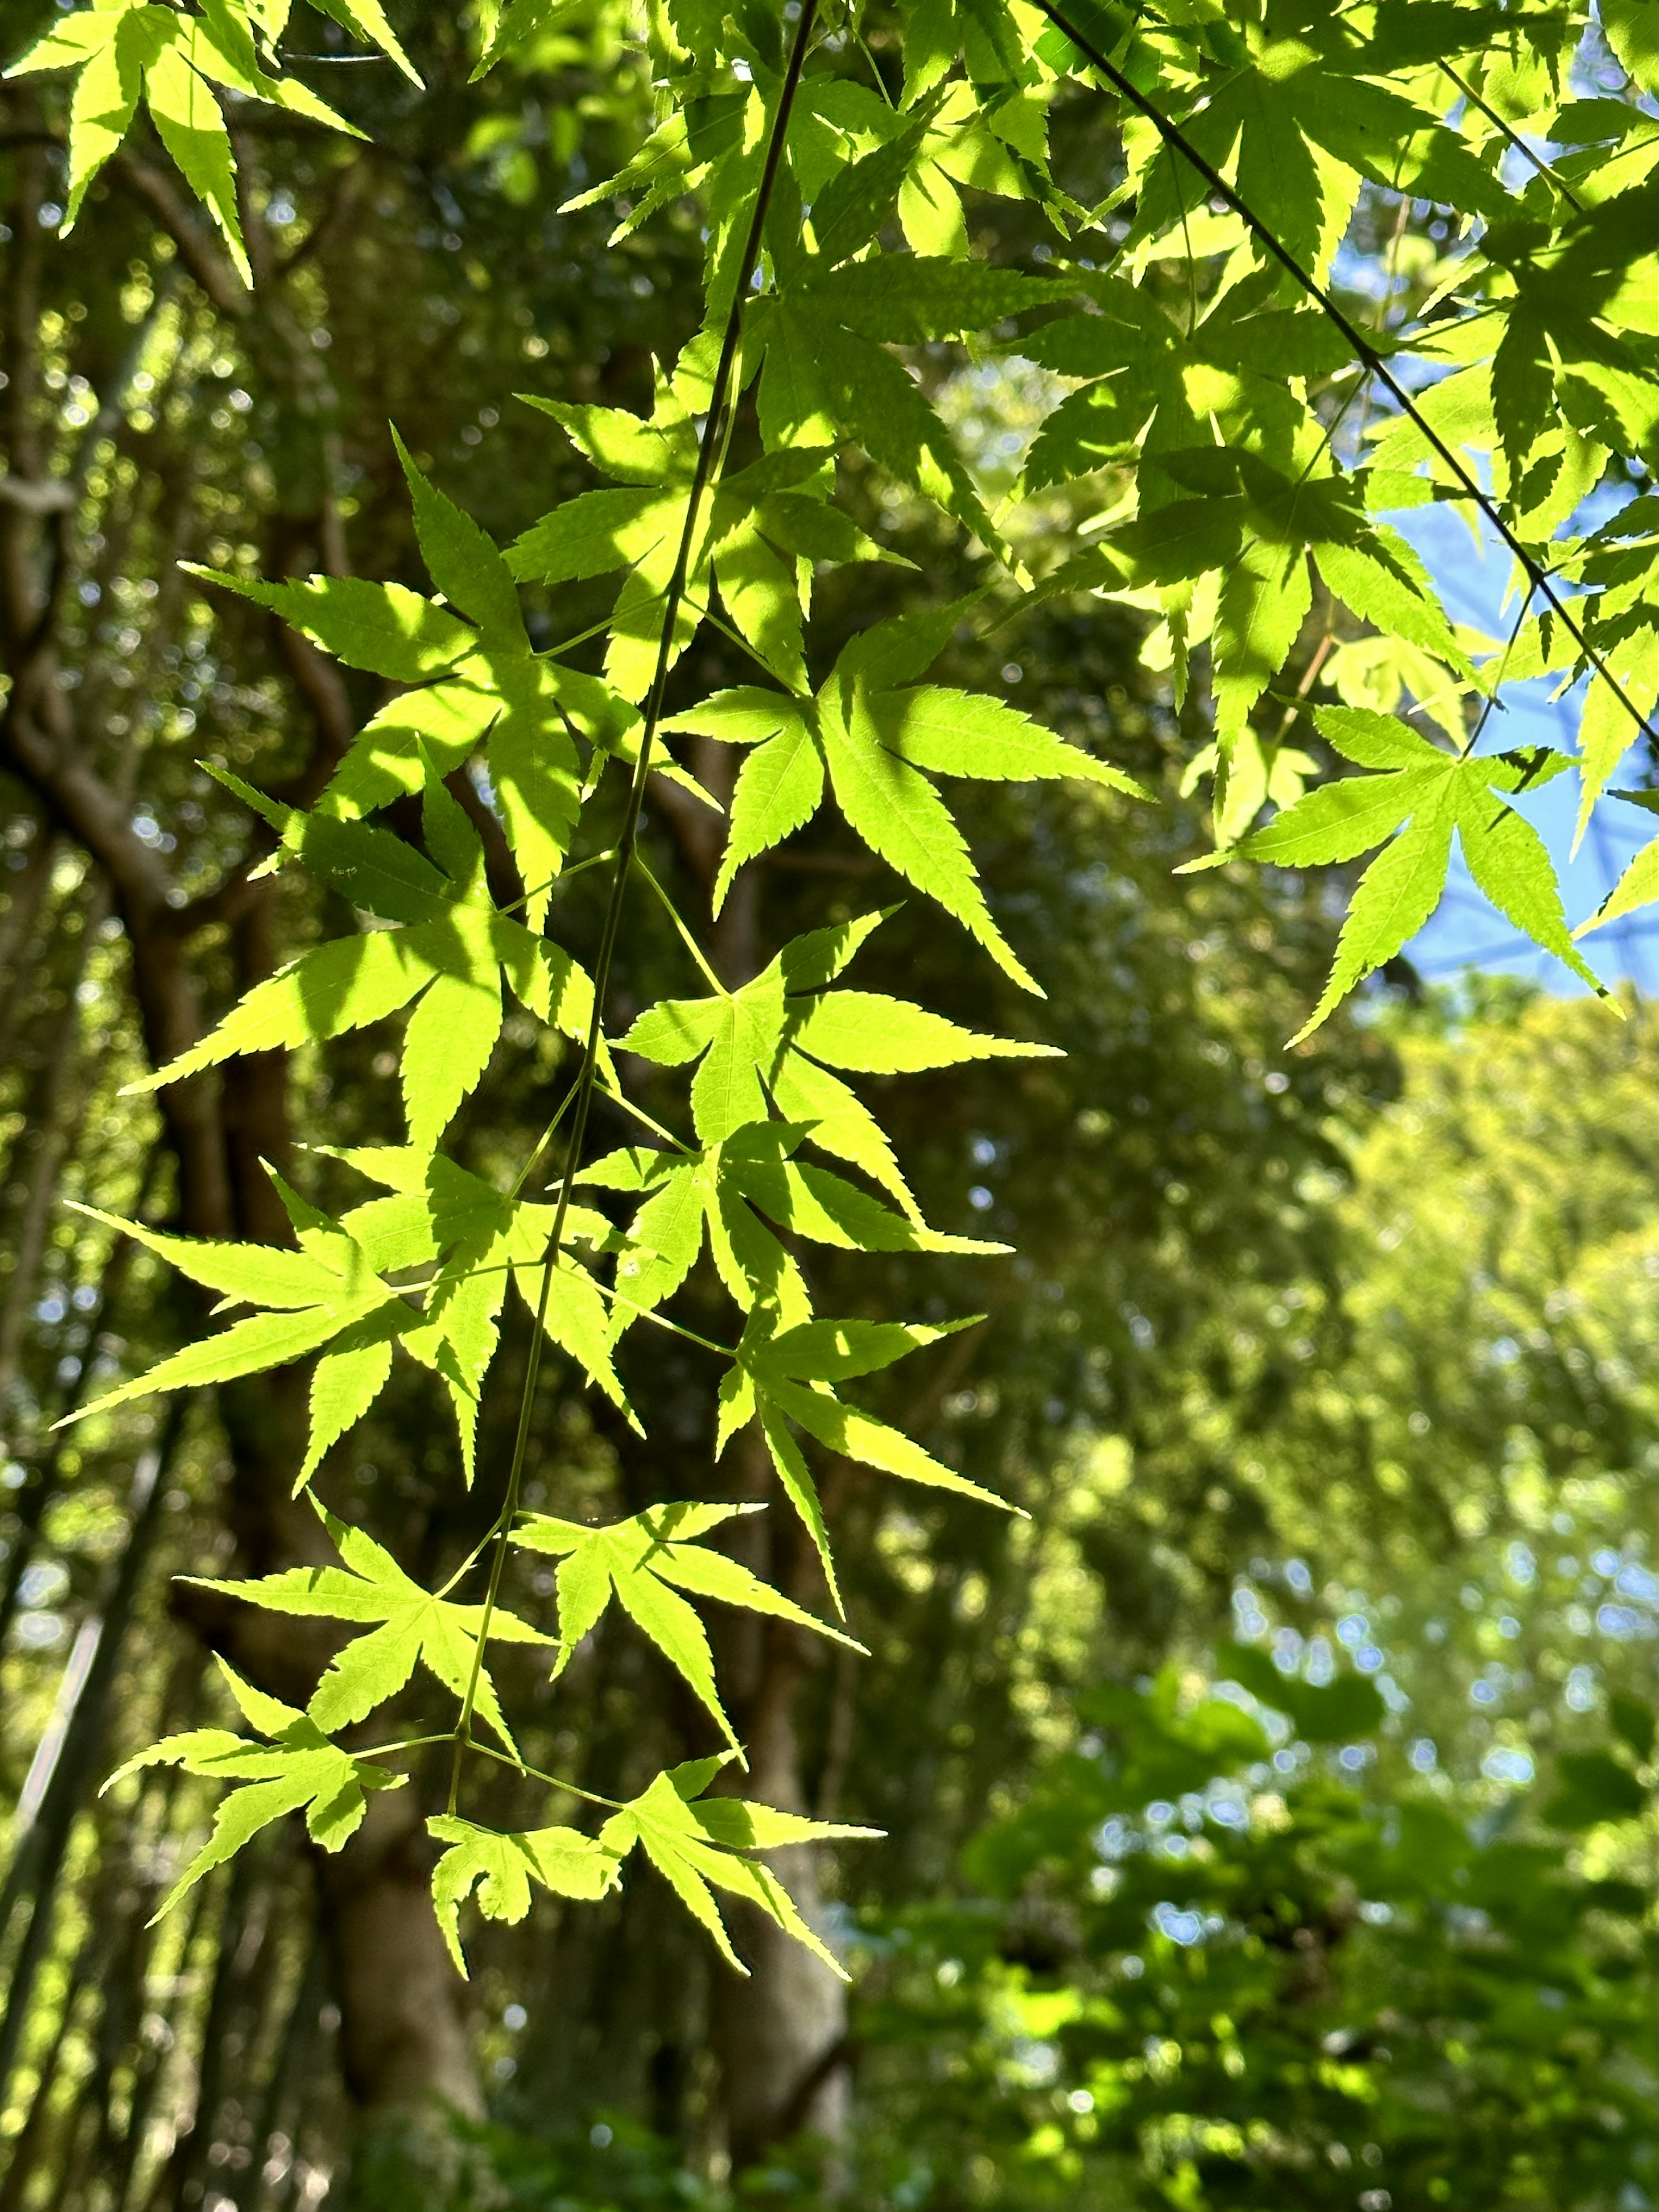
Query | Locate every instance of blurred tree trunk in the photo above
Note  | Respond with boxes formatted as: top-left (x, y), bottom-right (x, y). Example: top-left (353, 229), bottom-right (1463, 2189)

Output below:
top-left (0, 1405), bottom-right (181, 2104)
top-left (709, 1576), bottom-right (851, 2167)
top-left (0, 817), bottom-right (57, 1036)
top-left (0, 877), bottom-right (108, 1403)
top-left (655, 749), bottom-right (851, 2166)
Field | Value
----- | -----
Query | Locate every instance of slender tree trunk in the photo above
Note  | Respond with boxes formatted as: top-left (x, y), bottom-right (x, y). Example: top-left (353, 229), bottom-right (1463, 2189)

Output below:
top-left (0, 879), bottom-right (108, 1404)
top-left (243, 1938), bottom-right (325, 2212)
top-left (109, 1761), bottom-right (210, 2212)
top-left (706, 1432), bottom-right (850, 2172)
top-left (0, 1403), bottom-right (181, 2105)
top-left (0, 137), bottom-right (481, 2151)
top-left (646, 769), bottom-right (852, 2166)
top-left (0, 578), bottom-right (477, 2164)
top-left (0, 1144), bottom-right (159, 1652)
top-left (0, 819), bottom-right (57, 1037)
top-left (161, 1842), bottom-right (260, 2210)
top-left (0, 1958), bottom-right (92, 2212)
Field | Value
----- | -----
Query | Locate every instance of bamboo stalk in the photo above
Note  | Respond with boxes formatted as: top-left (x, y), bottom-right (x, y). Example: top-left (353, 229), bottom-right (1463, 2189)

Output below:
top-left (0, 1399), bottom-right (185, 2105)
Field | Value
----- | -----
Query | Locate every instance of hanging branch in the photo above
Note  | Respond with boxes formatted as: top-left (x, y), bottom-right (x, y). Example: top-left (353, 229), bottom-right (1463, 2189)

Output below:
top-left (445, 0), bottom-right (826, 1803)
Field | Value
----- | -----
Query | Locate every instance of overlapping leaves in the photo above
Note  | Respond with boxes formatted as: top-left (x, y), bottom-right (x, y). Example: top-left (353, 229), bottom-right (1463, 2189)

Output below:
top-left (429, 1756), bottom-right (877, 1980)
top-left (3, 0), bottom-right (412, 278)
top-left (615, 908), bottom-right (1060, 1209)
top-left (508, 371), bottom-right (905, 697)
top-left (188, 1498), bottom-right (550, 1752)
top-left (66, 1143), bottom-right (631, 1485)
top-left (664, 604), bottom-right (1143, 988)
top-left (104, 1659), bottom-right (405, 1923)
top-left (511, 1500), bottom-right (864, 1751)
top-left (39, 0), bottom-right (1653, 1976)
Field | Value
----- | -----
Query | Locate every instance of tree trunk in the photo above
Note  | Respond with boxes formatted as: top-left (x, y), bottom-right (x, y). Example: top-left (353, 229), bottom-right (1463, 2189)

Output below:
top-left (650, 752), bottom-right (853, 2168)
top-left (704, 1428), bottom-right (849, 2172)
top-left (0, 878), bottom-right (108, 1405)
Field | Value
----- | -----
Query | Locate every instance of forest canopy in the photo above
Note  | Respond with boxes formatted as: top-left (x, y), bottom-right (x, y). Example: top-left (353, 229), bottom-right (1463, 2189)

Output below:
top-left (0, 2), bottom-right (1653, 2208)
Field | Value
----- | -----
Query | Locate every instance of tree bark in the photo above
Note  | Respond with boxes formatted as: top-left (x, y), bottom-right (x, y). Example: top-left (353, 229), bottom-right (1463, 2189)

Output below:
top-left (648, 767), bottom-right (852, 2166)
top-left (0, 877), bottom-right (108, 1405)
top-left (704, 1429), bottom-right (850, 2172)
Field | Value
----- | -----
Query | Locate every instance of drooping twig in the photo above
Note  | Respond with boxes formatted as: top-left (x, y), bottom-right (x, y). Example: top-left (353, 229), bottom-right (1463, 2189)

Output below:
top-left (446, 0), bottom-right (826, 1805)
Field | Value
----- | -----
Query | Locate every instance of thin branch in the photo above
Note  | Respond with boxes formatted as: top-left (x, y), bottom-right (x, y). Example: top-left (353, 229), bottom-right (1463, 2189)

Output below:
top-left (445, 0), bottom-right (824, 1810)
top-left (1439, 61), bottom-right (1585, 213)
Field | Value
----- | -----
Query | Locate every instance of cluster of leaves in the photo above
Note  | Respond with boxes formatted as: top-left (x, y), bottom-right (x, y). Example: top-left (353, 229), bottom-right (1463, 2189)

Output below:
top-left (10, 0), bottom-right (1654, 1980)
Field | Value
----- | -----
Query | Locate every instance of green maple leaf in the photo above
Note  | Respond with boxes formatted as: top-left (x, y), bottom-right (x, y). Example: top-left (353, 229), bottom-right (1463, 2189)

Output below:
top-left (506, 368), bottom-right (903, 696)
top-left (790, 74), bottom-right (1065, 262)
top-left (664, 605), bottom-right (1142, 990)
top-left (65, 1134), bottom-right (633, 1488)
top-left (1486, 192), bottom-right (1657, 485)
top-left (61, 1170), bottom-right (406, 1481)
top-left (1201, 708), bottom-right (1611, 1037)
top-left (511, 1500), bottom-right (865, 1753)
top-left (585, 1118), bottom-right (1006, 1347)
top-left (1129, 32), bottom-right (1508, 280)
top-left (1020, 273), bottom-right (1352, 497)
top-left (613, 908), bottom-right (1057, 1210)
top-left (560, 78), bottom-right (751, 244)
top-left (191, 446), bottom-right (718, 923)
top-left (304, 0), bottom-right (421, 82)
top-left (1106, 447), bottom-right (1474, 794)
top-left (718, 1313), bottom-right (1016, 1612)
top-left (103, 1659), bottom-right (404, 1922)
top-left (1576, 834), bottom-right (1657, 938)
top-left (188, 1498), bottom-right (552, 1752)
top-left (597, 1757), bottom-right (880, 1977)
top-left (187, 440), bottom-right (627, 929)
top-left (427, 1816), bottom-right (620, 1976)
top-left (749, 256), bottom-right (1072, 557)
top-left (125, 755), bottom-right (598, 1153)
top-left (6, 1), bottom-right (370, 279)
top-left (326, 1144), bottom-right (637, 1449)
top-left (1545, 497), bottom-right (1659, 833)
top-left (67, 1130), bottom-right (639, 1489)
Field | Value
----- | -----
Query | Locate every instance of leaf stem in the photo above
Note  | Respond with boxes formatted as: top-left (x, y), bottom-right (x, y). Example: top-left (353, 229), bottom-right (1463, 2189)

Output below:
top-left (509, 1069), bottom-right (584, 1200)
top-left (353, 1732), bottom-right (455, 1761)
top-left (680, 589), bottom-right (811, 693)
top-left (448, 0), bottom-right (823, 1814)
top-left (635, 854), bottom-right (728, 993)
top-left (594, 1081), bottom-right (695, 1155)
top-left (464, 1737), bottom-right (624, 1810)
top-left (588, 1274), bottom-right (737, 1359)
top-left (495, 845), bottom-right (618, 922)
top-left (541, 596), bottom-right (664, 662)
